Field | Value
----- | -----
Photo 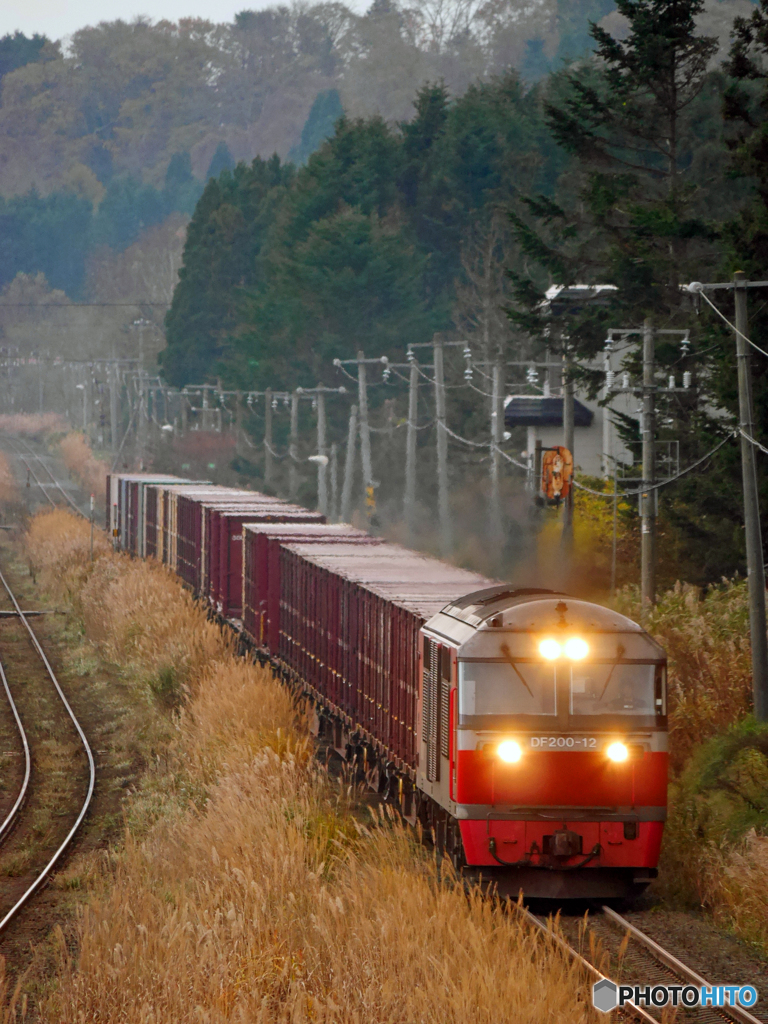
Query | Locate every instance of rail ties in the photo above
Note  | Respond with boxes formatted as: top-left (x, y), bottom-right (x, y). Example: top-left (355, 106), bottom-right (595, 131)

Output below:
top-left (0, 660), bottom-right (31, 847)
top-left (519, 904), bottom-right (765, 1024)
top-left (2, 435), bottom-right (86, 518)
top-left (0, 565), bottom-right (96, 935)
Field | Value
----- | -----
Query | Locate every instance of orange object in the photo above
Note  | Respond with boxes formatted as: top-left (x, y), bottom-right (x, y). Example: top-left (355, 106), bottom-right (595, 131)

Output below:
top-left (541, 446), bottom-right (573, 502)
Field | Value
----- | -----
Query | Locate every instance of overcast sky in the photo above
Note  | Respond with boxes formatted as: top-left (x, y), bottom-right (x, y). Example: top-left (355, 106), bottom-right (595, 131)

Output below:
top-left (0, 0), bottom-right (366, 42)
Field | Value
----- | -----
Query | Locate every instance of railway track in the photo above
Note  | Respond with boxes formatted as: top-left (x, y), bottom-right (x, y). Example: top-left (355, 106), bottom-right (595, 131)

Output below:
top-left (0, 559), bottom-right (95, 937)
top-left (2, 434), bottom-right (87, 518)
top-left (520, 904), bottom-right (766, 1023)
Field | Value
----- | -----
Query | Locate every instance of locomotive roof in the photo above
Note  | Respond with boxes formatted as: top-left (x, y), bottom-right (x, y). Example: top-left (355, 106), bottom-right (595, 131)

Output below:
top-left (431, 585), bottom-right (654, 642)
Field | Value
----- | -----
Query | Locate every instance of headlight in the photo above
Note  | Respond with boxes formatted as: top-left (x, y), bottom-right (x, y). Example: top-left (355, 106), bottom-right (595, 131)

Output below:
top-left (606, 741), bottom-right (629, 762)
top-left (539, 638), bottom-right (561, 660)
top-left (498, 740), bottom-right (522, 763)
top-left (564, 636), bottom-right (589, 660)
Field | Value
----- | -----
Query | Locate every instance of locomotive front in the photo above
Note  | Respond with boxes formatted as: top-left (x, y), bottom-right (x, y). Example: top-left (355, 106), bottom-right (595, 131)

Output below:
top-left (418, 586), bottom-right (667, 899)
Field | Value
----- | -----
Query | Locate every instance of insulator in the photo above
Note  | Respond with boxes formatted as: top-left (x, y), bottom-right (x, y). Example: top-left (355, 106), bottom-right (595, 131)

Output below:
top-left (407, 349), bottom-right (414, 363)
top-left (526, 365), bottom-right (538, 385)
top-left (464, 366), bottom-right (473, 381)
top-left (668, 375), bottom-right (675, 389)
top-left (312, 397), bottom-right (317, 410)
top-left (604, 336), bottom-right (613, 352)
top-left (622, 372), bottom-right (630, 389)
top-left (283, 395), bottom-right (289, 406)
top-left (271, 398), bottom-right (278, 410)
top-left (247, 394), bottom-right (253, 405)
top-left (683, 371), bottom-right (692, 389)
top-left (681, 335), bottom-right (690, 355)
top-left (605, 369), bottom-right (615, 389)
top-left (383, 367), bottom-right (391, 381)
top-left (463, 345), bottom-right (471, 360)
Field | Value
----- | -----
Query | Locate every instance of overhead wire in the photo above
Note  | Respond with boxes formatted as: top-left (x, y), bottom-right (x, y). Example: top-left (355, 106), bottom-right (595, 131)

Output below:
top-left (699, 289), bottom-right (768, 360)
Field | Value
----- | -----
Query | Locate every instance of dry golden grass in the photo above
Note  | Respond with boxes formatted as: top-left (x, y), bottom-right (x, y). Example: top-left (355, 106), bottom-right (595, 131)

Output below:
top-left (0, 452), bottom-right (18, 505)
top-left (0, 413), bottom-right (67, 436)
top-left (705, 832), bottom-right (768, 955)
top-left (20, 508), bottom-right (597, 1024)
top-left (617, 581), bottom-right (752, 773)
top-left (25, 508), bottom-right (111, 611)
top-left (58, 432), bottom-right (108, 500)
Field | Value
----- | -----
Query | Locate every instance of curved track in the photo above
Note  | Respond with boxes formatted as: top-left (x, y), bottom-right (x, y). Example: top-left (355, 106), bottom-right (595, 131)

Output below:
top-left (0, 659), bottom-right (31, 847)
top-left (520, 904), bottom-right (766, 1024)
top-left (0, 563), bottom-right (96, 936)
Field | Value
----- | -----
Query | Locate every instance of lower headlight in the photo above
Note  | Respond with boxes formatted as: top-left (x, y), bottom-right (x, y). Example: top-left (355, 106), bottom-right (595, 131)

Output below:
top-left (498, 740), bottom-right (523, 763)
top-left (606, 741), bottom-right (629, 762)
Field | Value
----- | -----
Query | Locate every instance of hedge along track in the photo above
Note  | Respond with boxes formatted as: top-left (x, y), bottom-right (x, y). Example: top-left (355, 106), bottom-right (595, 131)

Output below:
top-left (520, 904), bottom-right (766, 1024)
top-left (0, 562), bottom-right (95, 935)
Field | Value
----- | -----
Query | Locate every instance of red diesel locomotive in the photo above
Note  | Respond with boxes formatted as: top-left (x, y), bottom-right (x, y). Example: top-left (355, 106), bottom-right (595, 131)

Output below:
top-left (108, 473), bottom-right (668, 899)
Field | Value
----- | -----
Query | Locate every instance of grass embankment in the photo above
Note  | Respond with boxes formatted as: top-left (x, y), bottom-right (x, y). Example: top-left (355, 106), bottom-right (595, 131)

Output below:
top-left (17, 509), bottom-right (592, 1023)
top-left (618, 583), bottom-right (768, 955)
top-left (57, 432), bottom-right (108, 500)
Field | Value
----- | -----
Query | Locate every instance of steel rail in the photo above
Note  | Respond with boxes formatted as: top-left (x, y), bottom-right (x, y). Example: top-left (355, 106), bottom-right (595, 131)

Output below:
top-left (8, 436), bottom-right (85, 518)
top-left (515, 904), bottom-right (658, 1024)
top-left (602, 907), bottom-right (765, 1024)
top-left (5, 444), bottom-right (56, 509)
top-left (0, 565), bottom-right (96, 935)
top-left (0, 659), bottom-right (31, 846)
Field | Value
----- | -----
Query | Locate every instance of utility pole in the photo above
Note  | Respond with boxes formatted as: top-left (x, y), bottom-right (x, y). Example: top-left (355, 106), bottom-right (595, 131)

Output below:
top-left (405, 357), bottom-right (419, 543)
top-left (264, 388), bottom-right (273, 488)
top-left (562, 352), bottom-right (575, 545)
top-left (641, 319), bottom-right (656, 610)
top-left (433, 336), bottom-right (452, 556)
top-left (289, 390), bottom-right (299, 500)
top-left (316, 389), bottom-right (328, 516)
top-left (330, 443), bottom-right (339, 522)
top-left (489, 351), bottom-right (504, 549)
top-left (605, 325), bottom-right (691, 616)
top-left (735, 272), bottom-right (768, 720)
top-left (684, 274), bottom-right (768, 719)
top-left (334, 354), bottom-right (386, 522)
top-left (109, 364), bottom-right (119, 452)
top-left (357, 353), bottom-right (374, 521)
top-left (341, 404), bottom-right (358, 523)
top-left (299, 384), bottom-right (345, 517)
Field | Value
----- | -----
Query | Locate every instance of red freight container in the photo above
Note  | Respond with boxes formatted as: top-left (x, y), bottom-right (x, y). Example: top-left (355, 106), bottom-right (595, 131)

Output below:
top-left (173, 487), bottom-right (257, 588)
top-left (212, 506), bottom-right (326, 618)
top-left (201, 498), bottom-right (286, 602)
top-left (241, 523), bottom-right (382, 647)
top-left (277, 543), bottom-right (493, 769)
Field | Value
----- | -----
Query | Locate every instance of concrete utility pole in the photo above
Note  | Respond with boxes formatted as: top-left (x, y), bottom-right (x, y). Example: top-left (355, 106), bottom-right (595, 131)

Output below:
top-left (289, 390), bottom-right (300, 500)
top-left (330, 443), bottom-right (339, 522)
top-left (562, 352), bottom-right (575, 545)
top-left (684, 274), bottom-right (768, 719)
top-left (334, 354), bottom-right (386, 522)
top-left (357, 353), bottom-right (374, 520)
top-left (735, 272), bottom-right (768, 720)
top-left (489, 352), bottom-right (504, 549)
top-left (641, 319), bottom-right (656, 609)
top-left (264, 388), bottom-right (273, 488)
top-left (341, 404), bottom-right (358, 523)
top-left (433, 337), bottom-right (452, 556)
top-left (299, 384), bottom-right (345, 517)
top-left (605, 325), bottom-right (690, 616)
top-left (405, 357), bottom-right (419, 543)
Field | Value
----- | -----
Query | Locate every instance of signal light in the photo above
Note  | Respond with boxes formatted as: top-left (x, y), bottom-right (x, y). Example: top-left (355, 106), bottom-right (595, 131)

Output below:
top-left (498, 740), bottom-right (523, 763)
top-left (606, 741), bottom-right (629, 763)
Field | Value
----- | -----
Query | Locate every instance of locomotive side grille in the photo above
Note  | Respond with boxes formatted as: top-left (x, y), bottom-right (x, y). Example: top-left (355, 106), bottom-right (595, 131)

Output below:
top-left (439, 648), bottom-right (450, 761)
top-left (424, 638), bottom-right (440, 783)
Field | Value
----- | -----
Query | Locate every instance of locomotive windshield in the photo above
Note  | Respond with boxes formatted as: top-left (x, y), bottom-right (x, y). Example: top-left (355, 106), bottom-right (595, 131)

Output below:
top-left (459, 660), bottom-right (663, 721)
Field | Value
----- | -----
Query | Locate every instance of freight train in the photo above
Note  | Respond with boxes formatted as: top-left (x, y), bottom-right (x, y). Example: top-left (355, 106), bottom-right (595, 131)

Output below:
top-left (108, 473), bottom-right (668, 900)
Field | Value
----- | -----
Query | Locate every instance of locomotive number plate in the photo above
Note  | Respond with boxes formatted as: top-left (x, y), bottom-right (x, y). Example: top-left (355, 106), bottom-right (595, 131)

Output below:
top-left (529, 736), bottom-right (598, 749)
